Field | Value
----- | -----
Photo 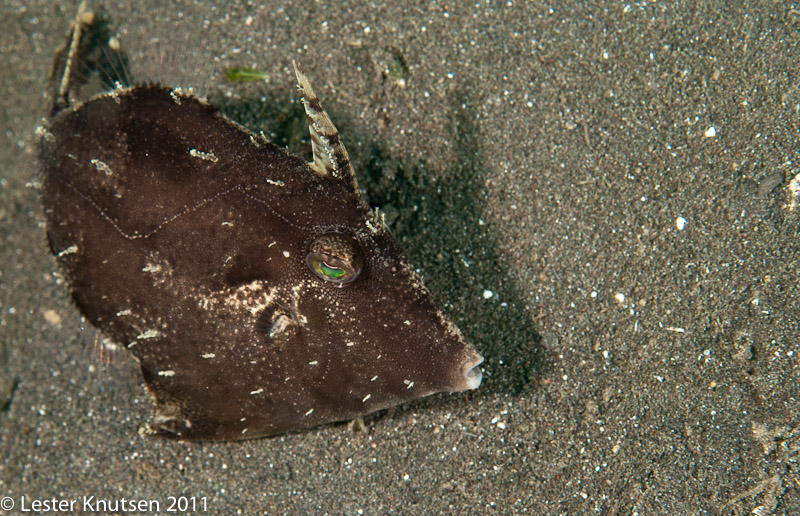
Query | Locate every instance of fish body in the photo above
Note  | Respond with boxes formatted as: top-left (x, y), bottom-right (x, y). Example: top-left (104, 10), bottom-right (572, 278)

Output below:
top-left (37, 5), bottom-right (482, 440)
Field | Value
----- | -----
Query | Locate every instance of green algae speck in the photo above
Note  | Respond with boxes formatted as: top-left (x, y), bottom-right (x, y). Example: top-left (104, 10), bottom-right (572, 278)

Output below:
top-left (225, 66), bottom-right (269, 83)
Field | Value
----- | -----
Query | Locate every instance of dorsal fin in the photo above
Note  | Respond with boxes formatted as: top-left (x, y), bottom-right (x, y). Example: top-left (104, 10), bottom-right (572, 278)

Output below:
top-left (48, 2), bottom-right (129, 117)
top-left (292, 61), bottom-right (358, 192)
top-left (50, 1), bottom-right (92, 116)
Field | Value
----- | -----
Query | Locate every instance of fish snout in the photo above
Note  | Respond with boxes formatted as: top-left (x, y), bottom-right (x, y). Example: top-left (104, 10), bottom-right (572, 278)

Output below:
top-left (459, 352), bottom-right (484, 391)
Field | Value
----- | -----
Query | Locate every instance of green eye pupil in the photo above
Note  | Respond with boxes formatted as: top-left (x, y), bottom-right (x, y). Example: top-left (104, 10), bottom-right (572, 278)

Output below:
top-left (306, 232), bottom-right (363, 285)
top-left (319, 261), bottom-right (346, 278)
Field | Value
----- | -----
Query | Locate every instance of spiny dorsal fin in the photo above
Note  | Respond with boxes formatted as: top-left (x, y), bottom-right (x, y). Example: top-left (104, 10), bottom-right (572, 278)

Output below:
top-left (292, 60), bottom-right (358, 192)
top-left (50, 1), bottom-right (93, 116)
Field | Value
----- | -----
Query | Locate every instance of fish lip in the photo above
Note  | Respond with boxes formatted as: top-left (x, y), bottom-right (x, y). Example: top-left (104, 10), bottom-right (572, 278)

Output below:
top-left (461, 353), bottom-right (484, 390)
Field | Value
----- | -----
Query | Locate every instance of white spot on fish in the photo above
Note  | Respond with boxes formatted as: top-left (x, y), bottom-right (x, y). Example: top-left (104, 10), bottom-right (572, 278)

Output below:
top-left (370, 375), bottom-right (378, 382)
top-left (189, 148), bottom-right (219, 163)
top-left (250, 388), bottom-right (264, 395)
top-left (362, 394), bottom-right (371, 402)
top-left (308, 360), bottom-right (319, 366)
top-left (283, 251), bottom-right (290, 258)
top-left (57, 244), bottom-right (78, 257)
top-left (137, 329), bottom-right (162, 340)
top-left (304, 408), bottom-right (314, 416)
top-left (90, 158), bottom-right (113, 175)
top-left (265, 178), bottom-right (285, 187)
top-left (116, 308), bottom-right (132, 316)
top-left (269, 314), bottom-right (292, 338)
top-left (158, 370), bottom-right (175, 377)
top-left (35, 125), bottom-right (55, 143)
top-left (201, 353), bottom-right (216, 359)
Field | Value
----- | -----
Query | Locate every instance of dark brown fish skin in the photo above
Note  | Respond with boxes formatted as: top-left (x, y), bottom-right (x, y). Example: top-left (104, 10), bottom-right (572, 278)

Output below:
top-left (39, 83), bottom-right (483, 440)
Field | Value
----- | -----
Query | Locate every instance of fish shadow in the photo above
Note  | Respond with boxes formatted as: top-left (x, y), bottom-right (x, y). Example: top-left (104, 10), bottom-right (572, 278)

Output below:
top-left (357, 89), bottom-right (553, 398)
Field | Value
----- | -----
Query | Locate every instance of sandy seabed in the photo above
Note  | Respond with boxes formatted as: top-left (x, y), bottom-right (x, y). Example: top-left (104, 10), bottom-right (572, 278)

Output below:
top-left (0, 1), bottom-right (797, 514)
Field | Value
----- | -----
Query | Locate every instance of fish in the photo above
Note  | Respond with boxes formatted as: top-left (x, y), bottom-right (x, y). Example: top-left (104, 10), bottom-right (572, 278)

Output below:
top-left (36, 3), bottom-right (483, 440)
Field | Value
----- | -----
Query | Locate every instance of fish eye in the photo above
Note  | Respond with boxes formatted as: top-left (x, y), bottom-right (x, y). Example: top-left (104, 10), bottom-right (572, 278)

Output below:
top-left (306, 232), bottom-right (363, 285)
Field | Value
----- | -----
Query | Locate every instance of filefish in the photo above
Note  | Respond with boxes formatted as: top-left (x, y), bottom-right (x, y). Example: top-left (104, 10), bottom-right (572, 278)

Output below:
top-left (37, 4), bottom-right (483, 440)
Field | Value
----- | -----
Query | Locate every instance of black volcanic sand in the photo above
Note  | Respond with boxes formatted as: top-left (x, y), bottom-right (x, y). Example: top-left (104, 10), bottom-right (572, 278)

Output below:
top-left (1, 1), bottom-right (797, 514)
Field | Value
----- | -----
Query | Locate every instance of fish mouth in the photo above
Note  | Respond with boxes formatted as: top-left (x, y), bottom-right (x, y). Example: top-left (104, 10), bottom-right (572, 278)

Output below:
top-left (461, 353), bottom-right (484, 390)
